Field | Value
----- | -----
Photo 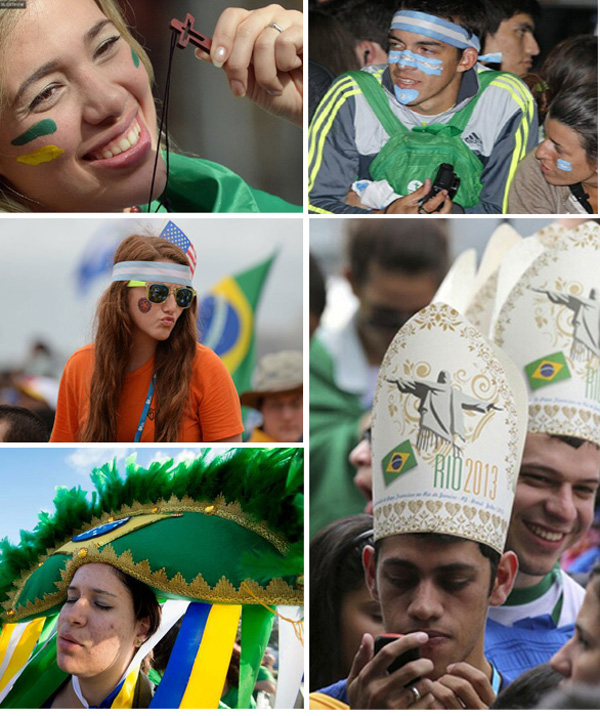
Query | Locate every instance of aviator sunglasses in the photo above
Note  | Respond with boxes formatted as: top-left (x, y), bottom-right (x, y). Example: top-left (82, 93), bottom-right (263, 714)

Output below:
top-left (127, 281), bottom-right (197, 309)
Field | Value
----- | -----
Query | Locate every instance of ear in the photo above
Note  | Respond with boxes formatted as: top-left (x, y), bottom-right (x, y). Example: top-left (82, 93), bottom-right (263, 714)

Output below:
top-left (363, 544), bottom-right (379, 601)
top-left (488, 550), bottom-right (518, 607)
top-left (457, 47), bottom-right (478, 73)
top-left (136, 615), bottom-right (151, 641)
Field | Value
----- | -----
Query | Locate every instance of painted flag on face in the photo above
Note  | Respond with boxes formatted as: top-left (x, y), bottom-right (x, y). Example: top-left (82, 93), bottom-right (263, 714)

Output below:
top-left (525, 351), bottom-right (571, 391)
top-left (197, 252), bottom-right (277, 393)
top-left (160, 221), bottom-right (197, 275)
top-left (382, 440), bottom-right (418, 485)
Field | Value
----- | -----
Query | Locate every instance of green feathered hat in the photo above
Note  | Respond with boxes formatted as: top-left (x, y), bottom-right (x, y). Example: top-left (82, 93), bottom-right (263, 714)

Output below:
top-left (0, 448), bottom-right (303, 623)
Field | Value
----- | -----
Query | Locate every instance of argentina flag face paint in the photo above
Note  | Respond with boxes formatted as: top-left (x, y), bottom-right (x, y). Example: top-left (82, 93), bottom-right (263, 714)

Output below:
top-left (388, 49), bottom-right (443, 104)
top-left (388, 49), bottom-right (443, 76)
top-left (387, 10), bottom-right (481, 113)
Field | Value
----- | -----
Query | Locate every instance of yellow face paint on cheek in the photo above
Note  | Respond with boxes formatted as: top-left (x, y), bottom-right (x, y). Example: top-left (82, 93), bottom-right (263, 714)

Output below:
top-left (16, 145), bottom-right (65, 165)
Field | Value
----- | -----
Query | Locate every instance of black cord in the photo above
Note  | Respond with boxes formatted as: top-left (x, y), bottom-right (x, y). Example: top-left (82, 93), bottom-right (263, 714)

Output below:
top-left (569, 183), bottom-right (594, 214)
top-left (148, 30), bottom-right (178, 212)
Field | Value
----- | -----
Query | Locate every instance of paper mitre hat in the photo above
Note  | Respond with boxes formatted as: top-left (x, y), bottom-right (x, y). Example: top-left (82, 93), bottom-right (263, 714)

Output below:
top-left (371, 302), bottom-right (528, 554)
top-left (464, 223), bottom-right (521, 334)
top-left (491, 221), bottom-right (600, 446)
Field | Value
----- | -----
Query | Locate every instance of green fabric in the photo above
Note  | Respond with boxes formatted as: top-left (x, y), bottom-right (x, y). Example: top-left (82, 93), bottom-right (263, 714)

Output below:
top-left (200, 253), bottom-right (277, 395)
top-left (15, 512), bottom-right (291, 612)
top-left (309, 338), bottom-right (366, 537)
top-left (222, 687), bottom-right (256, 709)
top-left (346, 70), bottom-right (501, 208)
top-left (0, 635), bottom-right (67, 708)
top-left (256, 665), bottom-right (275, 683)
top-left (1, 449), bottom-right (303, 622)
top-left (140, 153), bottom-right (300, 213)
top-left (505, 562), bottom-right (560, 606)
top-left (238, 605), bottom-right (275, 708)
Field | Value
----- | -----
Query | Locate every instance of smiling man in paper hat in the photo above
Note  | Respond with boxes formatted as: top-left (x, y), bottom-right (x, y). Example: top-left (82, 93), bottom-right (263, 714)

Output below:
top-left (484, 221), bottom-right (600, 681)
top-left (312, 302), bottom-right (528, 709)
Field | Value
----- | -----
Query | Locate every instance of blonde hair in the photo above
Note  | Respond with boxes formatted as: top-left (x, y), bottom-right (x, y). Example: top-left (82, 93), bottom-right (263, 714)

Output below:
top-left (0, 0), bottom-right (155, 212)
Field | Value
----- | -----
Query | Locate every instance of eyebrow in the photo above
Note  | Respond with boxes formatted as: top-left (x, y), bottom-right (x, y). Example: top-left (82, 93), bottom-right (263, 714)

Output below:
top-left (387, 34), bottom-right (444, 48)
top-left (13, 19), bottom-right (115, 107)
top-left (67, 586), bottom-right (118, 597)
top-left (382, 558), bottom-right (477, 573)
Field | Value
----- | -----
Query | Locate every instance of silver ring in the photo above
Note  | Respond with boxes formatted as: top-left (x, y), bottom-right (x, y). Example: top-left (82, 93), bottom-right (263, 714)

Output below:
top-left (267, 21), bottom-right (284, 33)
top-left (408, 685), bottom-right (421, 704)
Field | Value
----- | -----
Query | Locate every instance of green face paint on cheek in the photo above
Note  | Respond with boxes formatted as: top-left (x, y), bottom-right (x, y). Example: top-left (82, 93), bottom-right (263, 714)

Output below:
top-left (11, 119), bottom-right (57, 146)
top-left (16, 145), bottom-right (65, 165)
top-left (131, 48), bottom-right (140, 68)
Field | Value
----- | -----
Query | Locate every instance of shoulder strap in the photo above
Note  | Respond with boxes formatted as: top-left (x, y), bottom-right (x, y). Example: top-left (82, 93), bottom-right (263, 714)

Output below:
top-left (345, 70), bottom-right (406, 138)
top-left (448, 70), bottom-right (503, 132)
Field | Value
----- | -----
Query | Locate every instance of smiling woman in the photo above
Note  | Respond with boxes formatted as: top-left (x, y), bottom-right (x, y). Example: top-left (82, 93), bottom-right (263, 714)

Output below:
top-left (0, 0), bottom-right (302, 212)
top-left (49, 233), bottom-right (243, 442)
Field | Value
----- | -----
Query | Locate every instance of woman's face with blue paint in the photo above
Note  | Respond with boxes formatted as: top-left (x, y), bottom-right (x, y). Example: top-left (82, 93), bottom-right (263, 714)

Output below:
top-left (0, 0), bottom-right (166, 211)
top-left (387, 29), bottom-right (476, 116)
top-left (536, 117), bottom-right (598, 188)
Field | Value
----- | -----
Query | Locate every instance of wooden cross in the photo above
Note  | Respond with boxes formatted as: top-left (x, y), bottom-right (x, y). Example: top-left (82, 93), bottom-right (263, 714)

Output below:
top-left (170, 13), bottom-right (212, 53)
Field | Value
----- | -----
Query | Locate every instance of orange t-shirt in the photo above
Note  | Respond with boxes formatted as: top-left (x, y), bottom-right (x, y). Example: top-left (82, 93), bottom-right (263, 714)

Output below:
top-left (50, 344), bottom-right (243, 442)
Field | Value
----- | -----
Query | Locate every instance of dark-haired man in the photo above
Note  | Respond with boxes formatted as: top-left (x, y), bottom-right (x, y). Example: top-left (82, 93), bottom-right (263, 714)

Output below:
top-left (310, 302), bottom-right (529, 708)
top-left (481, 0), bottom-right (540, 77)
top-left (308, 0), bottom-right (537, 214)
top-left (485, 224), bottom-right (600, 681)
top-left (0, 405), bottom-right (49, 442)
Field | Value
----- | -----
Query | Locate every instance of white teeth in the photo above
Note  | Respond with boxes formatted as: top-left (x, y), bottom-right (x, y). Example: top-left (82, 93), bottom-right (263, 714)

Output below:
top-left (91, 121), bottom-right (141, 160)
top-left (527, 523), bottom-right (564, 542)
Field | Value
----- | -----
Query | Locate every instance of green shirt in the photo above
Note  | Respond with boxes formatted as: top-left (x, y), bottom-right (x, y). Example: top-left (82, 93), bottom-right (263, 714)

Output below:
top-left (142, 153), bottom-right (301, 213)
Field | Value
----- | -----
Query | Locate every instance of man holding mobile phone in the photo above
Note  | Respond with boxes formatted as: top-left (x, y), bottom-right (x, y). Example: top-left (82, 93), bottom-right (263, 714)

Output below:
top-left (310, 301), bottom-right (528, 709)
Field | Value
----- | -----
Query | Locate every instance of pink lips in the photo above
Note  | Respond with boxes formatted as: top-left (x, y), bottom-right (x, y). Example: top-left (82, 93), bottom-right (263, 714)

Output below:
top-left (58, 633), bottom-right (83, 650)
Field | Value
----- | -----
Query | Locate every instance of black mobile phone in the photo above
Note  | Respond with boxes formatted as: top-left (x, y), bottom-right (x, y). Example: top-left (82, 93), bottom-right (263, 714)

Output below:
top-left (374, 633), bottom-right (421, 674)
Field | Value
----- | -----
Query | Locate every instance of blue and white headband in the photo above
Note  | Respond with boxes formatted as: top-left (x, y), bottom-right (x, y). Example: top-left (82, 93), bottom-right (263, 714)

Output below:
top-left (390, 10), bottom-right (502, 62)
top-left (112, 261), bottom-right (193, 287)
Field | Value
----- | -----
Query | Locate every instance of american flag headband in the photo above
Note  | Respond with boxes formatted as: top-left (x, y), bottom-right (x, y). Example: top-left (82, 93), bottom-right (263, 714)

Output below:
top-left (111, 261), bottom-right (193, 287)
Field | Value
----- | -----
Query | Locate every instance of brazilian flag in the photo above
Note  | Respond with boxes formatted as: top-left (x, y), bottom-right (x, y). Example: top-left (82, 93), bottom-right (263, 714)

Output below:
top-left (197, 252), bottom-right (277, 393)
top-left (382, 440), bottom-right (418, 486)
top-left (525, 351), bottom-right (571, 391)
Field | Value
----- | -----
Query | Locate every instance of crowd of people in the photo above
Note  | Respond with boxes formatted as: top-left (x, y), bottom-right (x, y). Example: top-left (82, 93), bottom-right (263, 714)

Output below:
top-left (308, 0), bottom-right (597, 214)
top-left (310, 219), bottom-right (600, 708)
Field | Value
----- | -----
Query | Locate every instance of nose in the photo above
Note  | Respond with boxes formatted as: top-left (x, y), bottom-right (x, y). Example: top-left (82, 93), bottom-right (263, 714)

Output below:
top-left (350, 439), bottom-right (371, 469)
top-left (65, 599), bottom-right (88, 627)
top-left (549, 638), bottom-right (573, 679)
top-left (162, 292), bottom-right (178, 313)
top-left (545, 483), bottom-right (578, 525)
top-left (406, 579), bottom-right (443, 623)
top-left (80, 69), bottom-right (128, 125)
top-left (526, 34), bottom-right (540, 57)
top-left (535, 139), bottom-right (552, 161)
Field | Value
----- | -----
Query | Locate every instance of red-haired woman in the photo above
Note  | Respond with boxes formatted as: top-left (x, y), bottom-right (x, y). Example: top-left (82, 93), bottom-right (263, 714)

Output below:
top-left (50, 234), bottom-right (243, 442)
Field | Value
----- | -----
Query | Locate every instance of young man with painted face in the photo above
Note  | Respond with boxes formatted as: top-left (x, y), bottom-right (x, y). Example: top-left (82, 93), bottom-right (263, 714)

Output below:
top-left (483, 223), bottom-right (600, 682)
top-left (310, 302), bottom-right (529, 708)
top-left (308, 0), bottom-right (537, 215)
top-left (481, 0), bottom-right (540, 78)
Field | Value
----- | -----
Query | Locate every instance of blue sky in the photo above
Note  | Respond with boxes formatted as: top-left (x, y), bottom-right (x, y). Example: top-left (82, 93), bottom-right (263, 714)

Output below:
top-left (0, 447), bottom-right (228, 543)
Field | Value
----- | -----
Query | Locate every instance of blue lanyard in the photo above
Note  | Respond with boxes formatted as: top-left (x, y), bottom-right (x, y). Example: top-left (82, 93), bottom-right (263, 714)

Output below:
top-left (490, 662), bottom-right (502, 695)
top-left (134, 375), bottom-right (156, 442)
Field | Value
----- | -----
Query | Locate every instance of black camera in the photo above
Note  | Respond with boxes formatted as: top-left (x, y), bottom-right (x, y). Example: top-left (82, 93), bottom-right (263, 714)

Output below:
top-left (419, 163), bottom-right (461, 209)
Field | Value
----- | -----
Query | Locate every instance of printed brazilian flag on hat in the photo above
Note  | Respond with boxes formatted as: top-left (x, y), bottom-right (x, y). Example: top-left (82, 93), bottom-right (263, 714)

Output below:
top-left (382, 440), bottom-right (417, 486)
top-left (525, 351), bottom-right (571, 391)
